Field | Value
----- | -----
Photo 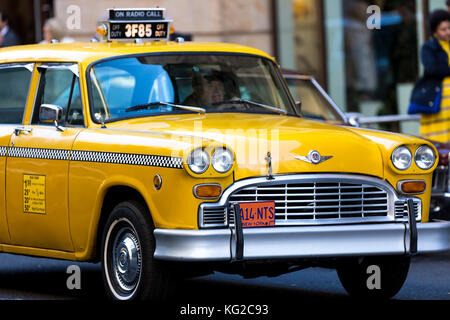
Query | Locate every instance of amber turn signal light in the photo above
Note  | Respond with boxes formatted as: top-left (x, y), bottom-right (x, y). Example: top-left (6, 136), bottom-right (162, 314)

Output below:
top-left (194, 184), bottom-right (222, 199)
top-left (398, 180), bottom-right (426, 194)
top-left (97, 24), bottom-right (108, 37)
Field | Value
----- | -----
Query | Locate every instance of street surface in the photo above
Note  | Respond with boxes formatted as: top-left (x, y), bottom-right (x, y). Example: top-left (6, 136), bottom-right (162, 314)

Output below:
top-left (0, 251), bottom-right (449, 301)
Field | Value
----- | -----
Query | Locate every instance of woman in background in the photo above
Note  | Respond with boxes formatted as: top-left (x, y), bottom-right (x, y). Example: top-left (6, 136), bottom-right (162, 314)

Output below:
top-left (418, 10), bottom-right (450, 142)
top-left (40, 18), bottom-right (75, 44)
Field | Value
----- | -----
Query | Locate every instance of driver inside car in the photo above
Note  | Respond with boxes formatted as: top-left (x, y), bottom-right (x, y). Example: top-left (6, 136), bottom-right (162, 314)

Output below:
top-left (183, 69), bottom-right (242, 110)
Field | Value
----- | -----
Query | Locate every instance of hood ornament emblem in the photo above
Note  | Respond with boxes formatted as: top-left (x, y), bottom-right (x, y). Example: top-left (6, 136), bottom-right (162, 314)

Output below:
top-left (265, 152), bottom-right (274, 180)
top-left (295, 150), bottom-right (333, 165)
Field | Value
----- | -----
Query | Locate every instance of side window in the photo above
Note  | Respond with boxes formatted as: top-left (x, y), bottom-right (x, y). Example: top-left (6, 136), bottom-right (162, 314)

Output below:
top-left (0, 65), bottom-right (33, 124)
top-left (32, 65), bottom-right (84, 126)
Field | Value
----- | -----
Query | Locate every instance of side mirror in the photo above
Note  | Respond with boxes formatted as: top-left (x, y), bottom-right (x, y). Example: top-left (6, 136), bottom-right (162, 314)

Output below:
top-left (39, 104), bottom-right (66, 131)
top-left (295, 101), bottom-right (302, 115)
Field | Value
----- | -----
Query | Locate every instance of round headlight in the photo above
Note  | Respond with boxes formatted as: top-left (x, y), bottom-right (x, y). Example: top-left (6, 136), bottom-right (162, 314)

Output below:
top-left (415, 145), bottom-right (435, 170)
top-left (187, 148), bottom-right (210, 174)
top-left (212, 148), bottom-right (234, 173)
top-left (391, 146), bottom-right (412, 170)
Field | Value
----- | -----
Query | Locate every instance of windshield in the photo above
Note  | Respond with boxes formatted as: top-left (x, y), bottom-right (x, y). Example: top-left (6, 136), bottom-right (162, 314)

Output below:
top-left (89, 54), bottom-right (295, 122)
top-left (286, 77), bottom-right (344, 124)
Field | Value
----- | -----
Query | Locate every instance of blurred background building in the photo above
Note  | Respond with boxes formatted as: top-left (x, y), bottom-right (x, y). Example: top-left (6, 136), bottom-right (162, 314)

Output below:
top-left (1, 0), bottom-right (447, 134)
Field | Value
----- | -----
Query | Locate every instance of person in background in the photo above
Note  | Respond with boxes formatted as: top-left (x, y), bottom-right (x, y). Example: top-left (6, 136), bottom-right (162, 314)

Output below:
top-left (40, 18), bottom-right (75, 44)
top-left (447, 0), bottom-right (450, 12)
top-left (0, 12), bottom-right (21, 47)
top-left (416, 10), bottom-right (450, 142)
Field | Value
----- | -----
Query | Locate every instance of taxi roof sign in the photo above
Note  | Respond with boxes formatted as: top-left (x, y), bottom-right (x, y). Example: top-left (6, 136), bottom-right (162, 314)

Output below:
top-left (109, 8), bottom-right (165, 21)
top-left (104, 8), bottom-right (172, 42)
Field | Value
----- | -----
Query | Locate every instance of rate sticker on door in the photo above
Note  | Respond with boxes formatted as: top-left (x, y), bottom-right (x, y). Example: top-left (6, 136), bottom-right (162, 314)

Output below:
top-left (23, 174), bottom-right (46, 214)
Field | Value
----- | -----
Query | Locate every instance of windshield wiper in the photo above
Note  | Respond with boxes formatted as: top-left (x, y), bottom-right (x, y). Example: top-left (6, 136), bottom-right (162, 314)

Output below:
top-left (212, 99), bottom-right (288, 115)
top-left (125, 102), bottom-right (206, 114)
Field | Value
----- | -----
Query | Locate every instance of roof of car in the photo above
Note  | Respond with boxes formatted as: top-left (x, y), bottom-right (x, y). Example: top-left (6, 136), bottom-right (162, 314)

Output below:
top-left (0, 41), bottom-right (275, 66)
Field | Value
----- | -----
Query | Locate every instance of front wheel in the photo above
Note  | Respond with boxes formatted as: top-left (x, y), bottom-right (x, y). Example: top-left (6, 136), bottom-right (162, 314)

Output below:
top-left (336, 255), bottom-right (410, 299)
top-left (101, 200), bottom-right (173, 300)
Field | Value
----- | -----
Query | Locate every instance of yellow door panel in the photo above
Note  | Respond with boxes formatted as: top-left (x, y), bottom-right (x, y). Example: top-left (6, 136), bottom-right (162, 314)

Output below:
top-left (6, 126), bottom-right (83, 251)
top-left (0, 126), bottom-right (14, 244)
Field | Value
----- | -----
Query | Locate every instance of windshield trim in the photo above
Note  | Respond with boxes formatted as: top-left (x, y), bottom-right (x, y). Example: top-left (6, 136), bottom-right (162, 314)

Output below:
top-left (85, 51), bottom-right (298, 125)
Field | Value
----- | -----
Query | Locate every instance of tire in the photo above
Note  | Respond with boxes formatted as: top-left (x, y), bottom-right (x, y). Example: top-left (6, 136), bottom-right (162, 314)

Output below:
top-left (101, 200), bottom-right (174, 300)
top-left (336, 255), bottom-right (410, 299)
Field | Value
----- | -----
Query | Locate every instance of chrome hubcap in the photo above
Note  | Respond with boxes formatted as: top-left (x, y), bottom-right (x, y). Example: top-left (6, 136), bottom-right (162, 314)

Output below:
top-left (112, 228), bottom-right (141, 292)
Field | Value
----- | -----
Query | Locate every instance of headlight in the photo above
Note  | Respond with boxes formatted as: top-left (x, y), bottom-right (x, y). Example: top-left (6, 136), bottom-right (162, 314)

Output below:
top-left (212, 148), bottom-right (234, 173)
top-left (391, 146), bottom-right (412, 170)
top-left (187, 148), bottom-right (210, 174)
top-left (415, 145), bottom-right (435, 170)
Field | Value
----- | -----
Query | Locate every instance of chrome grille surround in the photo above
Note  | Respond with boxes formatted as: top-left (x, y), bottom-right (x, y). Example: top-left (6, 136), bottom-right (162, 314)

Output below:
top-left (199, 174), bottom-right (422, 228)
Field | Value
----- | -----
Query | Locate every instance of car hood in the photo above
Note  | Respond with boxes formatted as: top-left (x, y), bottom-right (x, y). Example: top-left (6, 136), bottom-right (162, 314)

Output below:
top-left (106, 113), bottom-right (385, 180)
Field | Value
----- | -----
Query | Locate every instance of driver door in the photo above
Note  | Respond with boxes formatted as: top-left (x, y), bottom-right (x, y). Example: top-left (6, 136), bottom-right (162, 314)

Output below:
top-left (6, 63), bottom-right (85, 251)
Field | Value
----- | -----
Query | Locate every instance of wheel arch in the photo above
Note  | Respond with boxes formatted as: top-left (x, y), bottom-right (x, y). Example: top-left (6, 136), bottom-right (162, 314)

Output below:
top-left (93, 185), bottom-right (151, 262)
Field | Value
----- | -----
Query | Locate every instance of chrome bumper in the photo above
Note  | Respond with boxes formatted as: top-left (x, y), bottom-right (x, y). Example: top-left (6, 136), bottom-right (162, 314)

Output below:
top-left (153, 220), bottom-right (450, 261)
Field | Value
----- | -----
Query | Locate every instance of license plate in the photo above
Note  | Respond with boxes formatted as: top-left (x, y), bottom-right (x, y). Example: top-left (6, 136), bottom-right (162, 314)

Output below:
top-left (237, 201), bottom-right (275, 228)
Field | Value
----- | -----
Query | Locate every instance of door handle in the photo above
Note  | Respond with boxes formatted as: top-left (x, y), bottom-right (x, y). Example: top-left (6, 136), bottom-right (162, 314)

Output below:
top-left (14, 127), bottom-right (33, 136)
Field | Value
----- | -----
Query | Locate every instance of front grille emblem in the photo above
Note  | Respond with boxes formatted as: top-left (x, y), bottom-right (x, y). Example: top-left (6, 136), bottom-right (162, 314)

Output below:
top-left (295, 150), bottom-right (333, 165)
top-left (265, 152), bottom-right (274, 180)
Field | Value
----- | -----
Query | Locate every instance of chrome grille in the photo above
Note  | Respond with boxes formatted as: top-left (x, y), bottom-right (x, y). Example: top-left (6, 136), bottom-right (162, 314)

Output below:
top-left (394, 199), bottom-right (421, 220)
top-left (202, 207), bottom-right (228, 226)
top-left (228, 182), bottom-right (389, 222)
top-left (199, 175), bottom-right (423, 228)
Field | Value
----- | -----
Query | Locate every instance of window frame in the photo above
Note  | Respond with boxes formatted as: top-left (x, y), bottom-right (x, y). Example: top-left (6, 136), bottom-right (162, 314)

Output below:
top-left (31, 63), bottom-right (85, 128)
top-left (0, 63), bottom-right (35, 125)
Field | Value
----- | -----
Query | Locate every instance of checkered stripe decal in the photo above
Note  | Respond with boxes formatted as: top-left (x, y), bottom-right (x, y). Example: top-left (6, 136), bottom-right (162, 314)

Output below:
top-left (8, 147), bottom-right (70, 160)
top-left (0, 146), bottom-right (6, 157)
top-left (6, 147), bottom-right (183, 169)
top-left (71, 150), bottom-right (183, 168)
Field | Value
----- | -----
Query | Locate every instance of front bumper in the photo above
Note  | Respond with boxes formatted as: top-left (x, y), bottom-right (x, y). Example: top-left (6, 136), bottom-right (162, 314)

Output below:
top-left (154, 220), bottom-right (450, 261)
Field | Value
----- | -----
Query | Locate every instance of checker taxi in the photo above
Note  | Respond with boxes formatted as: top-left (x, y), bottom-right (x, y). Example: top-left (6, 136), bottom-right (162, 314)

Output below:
top-left (0, 8), bottom-right (449, 300)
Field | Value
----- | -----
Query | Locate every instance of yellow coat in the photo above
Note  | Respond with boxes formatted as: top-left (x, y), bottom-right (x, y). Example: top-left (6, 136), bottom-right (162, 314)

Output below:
top-left (420, 40), bottom-right (450, 142)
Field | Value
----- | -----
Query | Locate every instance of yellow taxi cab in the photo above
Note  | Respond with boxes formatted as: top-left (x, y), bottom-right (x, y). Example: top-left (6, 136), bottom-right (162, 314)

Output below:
top-left (0, 8), bottom-right (449, 300)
